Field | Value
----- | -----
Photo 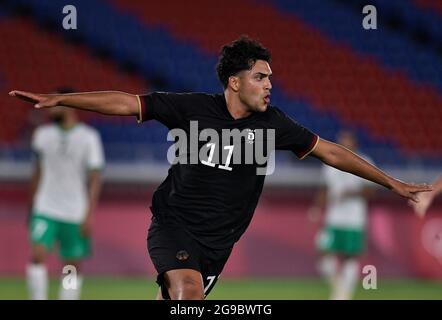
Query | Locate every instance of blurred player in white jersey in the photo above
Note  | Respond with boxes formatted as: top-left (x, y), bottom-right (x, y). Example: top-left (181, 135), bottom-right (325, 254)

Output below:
top-left (309, 130), bottom-right (375, 300)
top-left (27, 88), bottom-right (105, 300)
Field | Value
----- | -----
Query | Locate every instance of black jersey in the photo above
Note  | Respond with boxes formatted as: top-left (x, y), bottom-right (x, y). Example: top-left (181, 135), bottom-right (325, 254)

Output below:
top-left (138, 92), bottom-right (318, 249)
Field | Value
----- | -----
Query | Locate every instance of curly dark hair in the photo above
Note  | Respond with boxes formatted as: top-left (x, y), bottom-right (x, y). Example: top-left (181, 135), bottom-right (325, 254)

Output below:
top-left (216, 36), bottom-right (271, 89)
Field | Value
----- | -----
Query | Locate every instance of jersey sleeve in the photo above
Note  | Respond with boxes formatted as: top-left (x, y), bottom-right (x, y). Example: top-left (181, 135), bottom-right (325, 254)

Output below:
top-left (86, 130), bottom-right (105, 170)
top-left (273, 108), bottom-right (319, 159)
top-left (136, 92), bottom-right (193, 129)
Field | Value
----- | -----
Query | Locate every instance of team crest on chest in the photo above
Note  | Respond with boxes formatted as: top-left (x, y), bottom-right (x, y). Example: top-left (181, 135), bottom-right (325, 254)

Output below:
top-left (246, 129), bottom-right (255, 144)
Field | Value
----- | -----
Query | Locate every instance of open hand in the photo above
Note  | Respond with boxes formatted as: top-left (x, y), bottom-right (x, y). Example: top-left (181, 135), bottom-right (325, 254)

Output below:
top-left (390, 180), bottom-right (433, 204)
top-left (9, 90), bottom-right (60, 108)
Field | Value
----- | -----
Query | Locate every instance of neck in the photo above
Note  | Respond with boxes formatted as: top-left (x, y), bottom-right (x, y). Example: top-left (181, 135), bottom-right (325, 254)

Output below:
top-left (60, 116), bottom-right (77, 130)
top-left (224, 90), bottom-right (251, 120)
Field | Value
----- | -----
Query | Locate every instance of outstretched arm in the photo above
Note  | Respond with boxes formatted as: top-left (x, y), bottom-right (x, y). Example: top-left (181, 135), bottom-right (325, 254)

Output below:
top-left (27, 160), bottom-right (41, 225)
top-left (9, 90), bottom-right (140, 118)
top-left (411, 176), bottom-right (442, 217)
top-left (310, 138), bottom-right (432, 203)
top-left (307, 187), bottom-right (327, 222)
top-left (81, 169), bottom-right (102, 237)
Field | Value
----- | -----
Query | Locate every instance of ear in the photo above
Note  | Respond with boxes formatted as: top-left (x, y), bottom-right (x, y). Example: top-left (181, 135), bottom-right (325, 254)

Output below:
top-left (228, 75), bottom-right (240, 92)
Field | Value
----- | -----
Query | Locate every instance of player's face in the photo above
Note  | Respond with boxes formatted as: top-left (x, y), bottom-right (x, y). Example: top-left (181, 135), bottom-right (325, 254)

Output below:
top-left (237, 60), bottom-right (272, 113)
top-left (47, 106), bottom-right (69, 124)
top-left (338, 132), bottom-right (357, 151)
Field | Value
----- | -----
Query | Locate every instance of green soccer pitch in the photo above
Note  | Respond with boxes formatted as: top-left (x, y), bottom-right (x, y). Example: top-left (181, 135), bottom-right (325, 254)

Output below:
top-left (1, 277), bottom-right (441, 300)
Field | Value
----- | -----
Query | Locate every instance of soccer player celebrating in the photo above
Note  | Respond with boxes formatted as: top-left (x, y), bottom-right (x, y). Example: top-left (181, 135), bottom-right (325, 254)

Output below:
top-left (10, 36), bottom-right (432, 300)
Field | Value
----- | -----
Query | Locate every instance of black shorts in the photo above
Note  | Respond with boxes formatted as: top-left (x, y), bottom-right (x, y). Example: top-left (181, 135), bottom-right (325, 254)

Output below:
top-left (147, 218), bottom-right (232, 299)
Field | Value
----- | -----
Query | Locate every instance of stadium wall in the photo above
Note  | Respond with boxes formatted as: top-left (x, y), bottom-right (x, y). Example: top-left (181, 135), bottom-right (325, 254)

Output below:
top-left (1, 183), bottom-right (441, 279)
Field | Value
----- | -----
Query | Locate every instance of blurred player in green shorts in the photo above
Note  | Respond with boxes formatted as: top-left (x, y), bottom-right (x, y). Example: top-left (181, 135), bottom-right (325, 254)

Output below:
top-left (309, 130), bottom-right (375, 300)
top-left (27, 88), bottom-right (105, 300)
